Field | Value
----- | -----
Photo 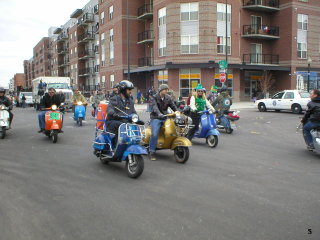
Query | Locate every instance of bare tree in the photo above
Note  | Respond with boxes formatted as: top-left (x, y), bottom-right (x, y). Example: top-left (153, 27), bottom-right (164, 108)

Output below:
top-left (258, 70), bottom-right (275, 98)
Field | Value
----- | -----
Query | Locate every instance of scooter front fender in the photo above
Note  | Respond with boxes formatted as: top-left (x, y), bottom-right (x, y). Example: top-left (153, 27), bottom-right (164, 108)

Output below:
top-left (206, 129), bottom-right (220, 137)
top-left (171, 137), bottom-right (192, 150)
top-left (121, 145), bottom-right (148, 161)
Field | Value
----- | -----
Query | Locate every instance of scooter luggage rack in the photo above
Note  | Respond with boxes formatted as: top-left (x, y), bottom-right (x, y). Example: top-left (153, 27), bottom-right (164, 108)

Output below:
top-left (120, 124), bottom-right (145, 141)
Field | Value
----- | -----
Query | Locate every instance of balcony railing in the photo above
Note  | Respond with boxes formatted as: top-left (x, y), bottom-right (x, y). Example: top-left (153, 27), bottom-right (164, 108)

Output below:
top-left (138, 30), bottom-right (154, 44)
top-left (78, 13), bottom-right (95, 26)
top-left (78, 50), bottom-right (95, 59)
top-left (138, 57), bottom-right (153, 67)
top-left (57, 33), bottom-right (68, 42)
top-left (83, 85), bottom-right (99, 91)
top-left (57, 47), bottom-right (69, 54)
top-left (243, 25), bottom-right (279, 39)
top-left (137, 4), bottom-right (153, 19)
top-left (94, 23), bottom-right (99, 34)
top-left (78, 32), bottom-right (95, 42)
top-left (243, 54), bottom-right (279, 65)
top-left (79, 67), bottom-right (94, 76)
top-left (242, 0), bottom-right (279, 11)
top-left (94, 5), bottom-right (99, 14)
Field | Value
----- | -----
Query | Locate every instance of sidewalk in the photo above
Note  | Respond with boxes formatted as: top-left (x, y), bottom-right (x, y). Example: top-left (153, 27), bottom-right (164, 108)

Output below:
top-left (135, 101), bottom-right (256, 111)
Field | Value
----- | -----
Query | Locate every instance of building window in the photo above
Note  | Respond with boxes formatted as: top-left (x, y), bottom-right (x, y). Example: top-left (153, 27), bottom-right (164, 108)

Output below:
top-left (110, 29), bottom-right (114, 64)
top-left (297, 43), bottom-right (307, 59)
top-left (179, 68), bottom-right (201, 97)
top-left (159, 39), bottom-right (166, 57)
top-left (158, 7), bottom-right (166, 57)
top-left (298, 14), bottom-right (308, 30)
top-left (181, 35), bottom-right (199, 54)
top-left (109, 5), bottom-right (114, 19)
top-left (100, 12), bottom-right (105, 24)
top-left (110, 74), bottom-right (114, 88)
top-left (158, 7), bottom-right (166, 26)
top-left (217, 36), bottom-right (231, 54)
top-left (180, 2), bottom-right (199, 21)
top-left (158, 70), bottom-right (168, 86)
top-left (217, 3), bottom-right (231, 55)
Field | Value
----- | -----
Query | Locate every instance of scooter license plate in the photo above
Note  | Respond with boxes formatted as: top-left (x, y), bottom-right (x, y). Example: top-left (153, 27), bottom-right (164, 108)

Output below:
top-left (50, 112), bottom-right (60, 120)
top-left (230, 122), bottom-right (236, 129)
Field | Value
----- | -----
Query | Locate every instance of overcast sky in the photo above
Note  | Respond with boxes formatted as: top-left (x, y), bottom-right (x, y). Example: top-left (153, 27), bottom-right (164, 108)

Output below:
top-left (0, 0), bottom-right (89, 87)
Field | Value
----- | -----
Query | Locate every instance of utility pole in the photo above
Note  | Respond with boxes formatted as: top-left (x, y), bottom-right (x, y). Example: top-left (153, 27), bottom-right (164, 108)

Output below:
top-left (127, 0), bottom-right (131, 81)
top-left (224, 0), bottom-right (228, 87)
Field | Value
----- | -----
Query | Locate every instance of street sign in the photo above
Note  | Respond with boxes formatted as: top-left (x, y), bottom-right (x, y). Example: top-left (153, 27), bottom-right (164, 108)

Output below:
top-left (219, 73), bottom-right (226, 83)
top-left (218, 60), bottom-right (228, 69)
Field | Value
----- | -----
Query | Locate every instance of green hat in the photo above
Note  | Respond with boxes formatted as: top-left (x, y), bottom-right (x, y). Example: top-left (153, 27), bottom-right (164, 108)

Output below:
top-left (195, 84), bottom-right (204, 91)
top-left (211, 85), bottom-right (218, 92)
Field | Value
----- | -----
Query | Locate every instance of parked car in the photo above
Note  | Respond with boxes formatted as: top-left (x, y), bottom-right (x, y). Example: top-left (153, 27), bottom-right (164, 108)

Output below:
top-left (256, 90), bottom-right (310, 114)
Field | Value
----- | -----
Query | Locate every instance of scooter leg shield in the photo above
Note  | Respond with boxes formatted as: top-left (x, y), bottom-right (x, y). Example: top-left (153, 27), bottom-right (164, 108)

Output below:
top-left (171, 137), bottom-right (192, 150)
top-left (121, 145), bottom-right (148, 161)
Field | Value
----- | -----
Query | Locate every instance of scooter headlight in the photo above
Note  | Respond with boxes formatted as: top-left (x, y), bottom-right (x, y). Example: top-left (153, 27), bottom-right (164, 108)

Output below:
top-left (131, 114), bottom-right (139, 123)
top-left (0, 105), bottom-right (5, 110)
top-left (187, 117), bottom-right (193, 125)
top-left (77, 101), bottom-right (83, 105)
top-left (52, 105), bottom-right (57, 111)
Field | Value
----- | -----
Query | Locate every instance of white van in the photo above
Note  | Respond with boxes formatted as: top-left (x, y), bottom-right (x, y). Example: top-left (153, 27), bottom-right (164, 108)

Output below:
top-left (18, 92), bottom-right (33, 107)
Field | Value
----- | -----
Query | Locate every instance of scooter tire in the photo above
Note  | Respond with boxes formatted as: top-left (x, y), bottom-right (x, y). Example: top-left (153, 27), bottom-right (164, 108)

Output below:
top-left (0, 127), bottom-right (6, 139)
top-left (206, 135), bottom-right (218, 148)
top-left (79, 118), bottom-right (83, 126)
top-left (126, 154), bottom-right (144, 178)
top-left (174, 147), bottom-right (189, 164)
top-left (52, 131), bottom-right (58, 143)
top-left (226, 128), bottom-right (233, 134)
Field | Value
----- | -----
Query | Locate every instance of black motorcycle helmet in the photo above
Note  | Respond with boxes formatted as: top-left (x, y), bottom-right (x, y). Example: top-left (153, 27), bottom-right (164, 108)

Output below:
top-left (220, 85), bottom-right (228, 93)
top-left (118, 80), bottom-right (134, 98)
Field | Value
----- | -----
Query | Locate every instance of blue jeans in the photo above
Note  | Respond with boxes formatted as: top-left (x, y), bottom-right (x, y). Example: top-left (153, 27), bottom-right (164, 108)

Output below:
top-left (149, 119), bottom-right (165, 153)
top-left (303, 121), bottom-right (320, 146)
top-left (38, 111), bottom-right (47, 129)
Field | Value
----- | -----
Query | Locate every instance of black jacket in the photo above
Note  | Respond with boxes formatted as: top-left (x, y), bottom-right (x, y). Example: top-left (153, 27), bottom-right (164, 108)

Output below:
top-left (58, 93), bottom-right (66, 103)
top-left (150, 93), bottom-right (177, 119)
top-left (0, 96), bottom-right (12, 108)
top-left (302, 97), bottom-right (320, 124)
top-left (107, 95), bottom-right (136, 122)
top-left (40, 93), bottom-right (61, 109)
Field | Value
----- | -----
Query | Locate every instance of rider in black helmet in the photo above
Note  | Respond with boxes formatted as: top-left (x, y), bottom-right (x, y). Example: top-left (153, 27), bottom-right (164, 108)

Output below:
top-left (106, 80), bottom-right (137, 136)
top-left (0, 87), bottom-right (13, 128)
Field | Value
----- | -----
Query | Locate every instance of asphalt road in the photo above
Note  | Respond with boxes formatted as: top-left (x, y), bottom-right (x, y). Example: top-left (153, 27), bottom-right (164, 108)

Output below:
top-left (0, 106), bottom-right (319, 240)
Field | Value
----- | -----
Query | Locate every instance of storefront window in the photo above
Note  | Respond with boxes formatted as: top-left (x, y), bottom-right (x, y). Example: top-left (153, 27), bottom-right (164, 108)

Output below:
top-left (244, 70), bottom-right (262, 97)
top-left (158, 70), bottom-right (168, 87)
top-left (214, 69), bottom-right (233, 96)
top-left (179, 68), bottom-right (201, 97)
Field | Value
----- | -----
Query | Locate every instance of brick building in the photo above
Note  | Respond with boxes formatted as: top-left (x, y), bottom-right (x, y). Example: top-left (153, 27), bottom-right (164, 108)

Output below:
top-left (22, 0), bottom-right (320, 100)
top-left (13, 73), bottom-right (25, 91)
top-left (33, 37), bottom-right (51, 79)
top-left (23, 58), bottom-right (34, 90)
top-left (96, 0), bottom-right (320, 101)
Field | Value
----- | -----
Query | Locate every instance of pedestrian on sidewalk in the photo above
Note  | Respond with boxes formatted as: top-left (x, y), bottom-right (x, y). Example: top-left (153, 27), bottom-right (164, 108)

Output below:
top-left (21, 94), bottom-right (26, 108)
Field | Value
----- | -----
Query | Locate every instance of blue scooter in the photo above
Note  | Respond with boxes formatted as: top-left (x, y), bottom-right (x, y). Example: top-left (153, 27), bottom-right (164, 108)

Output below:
top-left (74, 101), bottom-right (86, 126)
top-left (216, 111), bottom-right (240, 134)
top-left (193, 110), bottom-right (220, 148)
top-left (93, 114), bottom-right (147, 178)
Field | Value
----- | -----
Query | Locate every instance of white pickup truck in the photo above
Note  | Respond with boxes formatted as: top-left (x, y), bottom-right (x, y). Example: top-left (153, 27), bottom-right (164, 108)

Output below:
top-left (32, 77), bottom-right (73, 109)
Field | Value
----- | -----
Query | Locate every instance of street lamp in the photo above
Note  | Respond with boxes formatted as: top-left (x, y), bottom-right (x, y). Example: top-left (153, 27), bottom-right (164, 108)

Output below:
top-left (307, 56), bottom-right (312, 92)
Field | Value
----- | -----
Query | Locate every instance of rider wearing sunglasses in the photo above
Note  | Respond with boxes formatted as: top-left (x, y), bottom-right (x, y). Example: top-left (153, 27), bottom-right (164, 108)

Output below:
top-left (187, 84), bottom-right (215, 140)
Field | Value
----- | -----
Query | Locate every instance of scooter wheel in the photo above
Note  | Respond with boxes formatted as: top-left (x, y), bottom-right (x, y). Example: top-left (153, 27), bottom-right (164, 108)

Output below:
top-left (79, 118), bottom-right (83, 126)
top-left (126, 154), bottom-right (144, 178)
top-left (226, 128), bottom-right (233, 134)
top-left (52, 131), bottom-right (58, 143)
top-left (206, 135), bottom-right (218, 148)
top-left (0, 128), bottom-right (6, 139)
top-left (174, 147), bottom-right (189, 164)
